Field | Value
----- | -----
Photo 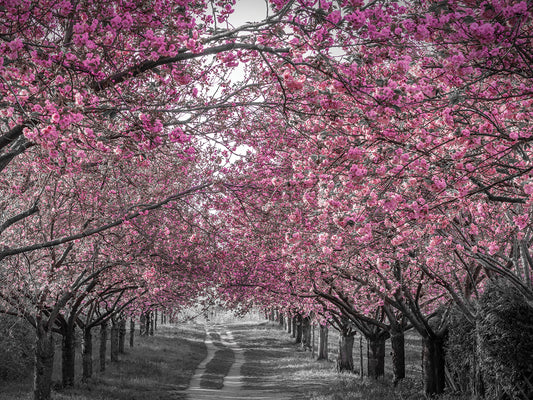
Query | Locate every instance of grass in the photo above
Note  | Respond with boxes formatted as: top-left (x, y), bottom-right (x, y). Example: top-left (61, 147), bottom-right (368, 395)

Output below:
top-left (232, 321), bottom-right (468, 400)
top-left (1, 314), bottom-right (470, 400)
top-left (0, 323), bottom-right (206, 400)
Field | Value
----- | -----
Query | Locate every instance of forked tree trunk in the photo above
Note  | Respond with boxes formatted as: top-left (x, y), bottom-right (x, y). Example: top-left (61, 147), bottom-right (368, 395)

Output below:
top-left (34, 321), bottom-right (55, 400)
top-left (118, 318), bottom-right (126, 354)
top-left (99, 322), bottom-right (107, 372)
top-left (422, 336), bottom-right (446, 396)
top-left (317, 325), bottom-right (328, 360)
top-left (367, 335), bottom-right (386, 379)
top-left (295, 314), bottom-right (303, 344)
top-left (61, 324), bottom-right (76, 387)
top-left (82, 327), bottom-right (93, 381)
top-left (337, 333), bottom-right (355, 372)
top-left (302, 316), bottom-right (311, 350)
top-left (390, 326), bottom-right (405, 384)
top-left (110, 321), bottom-right (119, 362)
top-left (129, 319), bottom-right (135, 348)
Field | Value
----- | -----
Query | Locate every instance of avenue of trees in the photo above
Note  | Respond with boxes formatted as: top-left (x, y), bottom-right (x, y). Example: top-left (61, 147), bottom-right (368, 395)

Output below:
top-left (1, 0), bottom-right (532, 399)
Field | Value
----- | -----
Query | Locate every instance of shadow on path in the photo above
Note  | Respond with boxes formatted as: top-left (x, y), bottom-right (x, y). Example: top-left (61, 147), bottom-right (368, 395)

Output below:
top-left (185, 324), bottom-right (291, 399)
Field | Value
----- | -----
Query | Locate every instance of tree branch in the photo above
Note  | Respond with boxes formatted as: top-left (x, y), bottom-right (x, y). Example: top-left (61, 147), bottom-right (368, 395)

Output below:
top-left (0, 182), bottom-right (212, 262)
top-left (91, 43), bottom-right (289, 92)
top-left (0, 201), bottom-right (39, 235)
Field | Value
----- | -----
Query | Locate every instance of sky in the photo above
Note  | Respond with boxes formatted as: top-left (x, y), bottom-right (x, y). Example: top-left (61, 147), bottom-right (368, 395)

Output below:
top-left (228, 0), bottom-right (271, 27)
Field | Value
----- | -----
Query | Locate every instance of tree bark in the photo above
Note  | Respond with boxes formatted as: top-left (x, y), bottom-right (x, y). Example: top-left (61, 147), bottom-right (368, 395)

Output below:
top-left (367, 335), bottom-right (386, 379)
top-left (287, 314), bottom-right (292, 334)
top-left (317, 324), bottom-right (328, 360)
top-left (61, 324), bottom-right (76, 387)
top-left (154, 310), bottom-right (158, 331)
top-left (302, 316), bottom-right (311, 350)
top-left (129, 318), bottom-right (135, 348)
top-left (33, 321), bottom-right (55, 400)
top-left (390, 326), bottom-right (405, 384)
top-left (99, 322), bottom-right (107, 372)
top-left (149, 312), bottom-right (154, 336)
top-left (295, 314), bottom-right (303, 344)
top-left (118, 318), bottom-right (126, 354)
top-left (110, 320), bottom-right (119, 362)
top-left (337, 333), bottom-right (355, 372)
top-left (139, 313), bottom-right (146, 336)
top-left (82, 328), bottom-right (93, 381)
top-left (291, 316), bottom-right (297, 338)
top-left (422, 336), bottom-right (446, 396)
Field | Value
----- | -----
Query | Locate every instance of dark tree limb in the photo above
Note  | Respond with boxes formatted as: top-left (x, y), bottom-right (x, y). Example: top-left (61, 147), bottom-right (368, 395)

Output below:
top-left (91, 43), bottom-right (289, 92)
top-left (0, 201), bottom-right (39, 235)
top-left (0, 182), bottom-right (212, 261)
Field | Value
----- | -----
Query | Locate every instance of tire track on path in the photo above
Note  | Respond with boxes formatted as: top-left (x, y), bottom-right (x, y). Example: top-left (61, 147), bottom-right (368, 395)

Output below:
top-left (186, 325), bottom-right (290, 399)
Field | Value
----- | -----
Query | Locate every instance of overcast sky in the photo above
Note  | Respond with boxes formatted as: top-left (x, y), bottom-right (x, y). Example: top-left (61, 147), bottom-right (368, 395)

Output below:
top-left (228, 0), bottom-right (271, 26)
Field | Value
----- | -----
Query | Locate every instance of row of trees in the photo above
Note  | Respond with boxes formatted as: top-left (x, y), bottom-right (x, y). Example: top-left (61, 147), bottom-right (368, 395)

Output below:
top-left (1, 0), bottom-right (532, 399)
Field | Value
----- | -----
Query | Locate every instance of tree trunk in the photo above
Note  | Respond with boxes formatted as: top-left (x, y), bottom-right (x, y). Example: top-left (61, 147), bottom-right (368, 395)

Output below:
top-left (118, 318), bottom-right (126, 354)
top-left (129, 318), bottom-right (135, 348)
top-left (99, 322), bottom-right (107, 372)
top-left (287, 314), bottom-right (292, 334)
top-left (422, 336), bottom-right (446, 396)
top-left (295, 314), bottom-right (303, 344)
top-left (360, 336), bottom-right (364, 378)
top-left (302, 316), bottom-right (311, 350)
top-left (34, 321), bottom-right (55, 400)
top-left (337, 333), bottom-right (355, 372)
top-left (291, 316), bottom-right (297, 338)
top-left (82, 328), bottom-right (93, 381)
top-left (317, 324), bottom-right (328, 360)
top-left (149, 312), bottom-right (154, 336)
top-left (367, 335), bottom-right (386, 379)
top-left (61, 325), bottom-right (76, 387)
top-left (154, 311), bottom-right (157, 331)
top-left (473, 319), bottom-right (485, 398)
top-left (390, 326), bottom-right (405, 385)
top-left (110, 321), bottom-right (119, 362)
top-left (139, 313), bottom-right (146, 336)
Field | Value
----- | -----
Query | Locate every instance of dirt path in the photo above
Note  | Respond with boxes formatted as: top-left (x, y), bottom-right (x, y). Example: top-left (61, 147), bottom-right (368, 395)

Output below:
top-left (185, 325), bottom-right (291, 399)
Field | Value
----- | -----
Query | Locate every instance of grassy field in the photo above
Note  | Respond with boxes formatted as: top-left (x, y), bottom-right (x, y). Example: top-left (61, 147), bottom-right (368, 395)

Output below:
top-left (0, 324), bottom-right (206, 400)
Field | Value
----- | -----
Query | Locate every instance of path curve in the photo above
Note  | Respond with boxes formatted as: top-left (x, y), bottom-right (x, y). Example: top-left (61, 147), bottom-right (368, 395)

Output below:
top-left (186, 328), bottom-right (217, 397)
